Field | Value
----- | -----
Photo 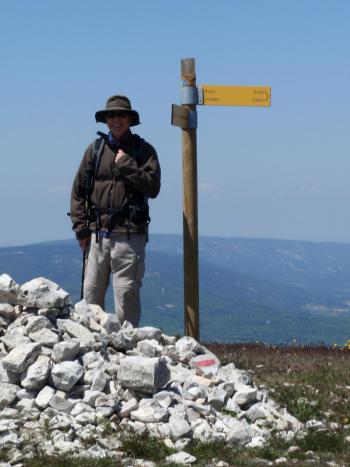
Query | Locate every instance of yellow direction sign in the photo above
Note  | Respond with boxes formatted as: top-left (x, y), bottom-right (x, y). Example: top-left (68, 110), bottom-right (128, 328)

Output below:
top-left (199, 85), bottom-right (271, 107)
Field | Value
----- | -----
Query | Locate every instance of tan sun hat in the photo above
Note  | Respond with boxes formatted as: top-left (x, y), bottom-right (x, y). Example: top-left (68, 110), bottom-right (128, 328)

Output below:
top-left (95, 95), bottom-right (140, 126)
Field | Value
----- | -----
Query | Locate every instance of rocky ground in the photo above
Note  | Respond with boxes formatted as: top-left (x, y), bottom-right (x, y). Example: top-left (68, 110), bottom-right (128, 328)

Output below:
top-left (0, 273), bottom-right (349, 466)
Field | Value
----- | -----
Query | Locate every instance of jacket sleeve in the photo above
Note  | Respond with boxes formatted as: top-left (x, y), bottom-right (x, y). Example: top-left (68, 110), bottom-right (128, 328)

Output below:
top-left (113, 143), bottom-right (161, 199)
top-left (70, 144), bottom-right (94, 240)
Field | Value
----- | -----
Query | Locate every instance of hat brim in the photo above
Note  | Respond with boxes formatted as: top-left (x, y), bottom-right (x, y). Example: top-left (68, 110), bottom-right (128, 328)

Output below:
top-left (95, 108), bottom-right (140, 126)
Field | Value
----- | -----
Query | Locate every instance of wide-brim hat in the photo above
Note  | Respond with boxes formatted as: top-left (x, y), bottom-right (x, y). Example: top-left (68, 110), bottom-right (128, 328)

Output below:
top-left (95, 95), bottom-right (140, 126)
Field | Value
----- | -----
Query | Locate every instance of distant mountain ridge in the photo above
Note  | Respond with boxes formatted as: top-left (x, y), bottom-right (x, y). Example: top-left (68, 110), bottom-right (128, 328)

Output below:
top-left (1, 235), bottom-right (350, 345)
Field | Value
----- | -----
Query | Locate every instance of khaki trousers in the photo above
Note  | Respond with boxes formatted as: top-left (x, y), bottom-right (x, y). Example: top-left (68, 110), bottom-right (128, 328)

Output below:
top-left (83, 233), bottom-right (146, 327)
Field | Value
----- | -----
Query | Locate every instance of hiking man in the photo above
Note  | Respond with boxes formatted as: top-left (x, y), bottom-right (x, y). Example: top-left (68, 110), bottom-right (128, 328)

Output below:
top-left (70, 95), bottom-right (161, 327)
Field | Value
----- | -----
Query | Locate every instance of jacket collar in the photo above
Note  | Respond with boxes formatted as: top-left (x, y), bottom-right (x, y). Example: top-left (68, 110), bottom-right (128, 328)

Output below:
top-left (108, 129), bottom-right (133, 146)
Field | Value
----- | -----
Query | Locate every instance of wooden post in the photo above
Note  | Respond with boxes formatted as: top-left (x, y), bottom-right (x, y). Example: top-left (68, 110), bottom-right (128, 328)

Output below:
top-left (181, 58), bottom-right (200, 340)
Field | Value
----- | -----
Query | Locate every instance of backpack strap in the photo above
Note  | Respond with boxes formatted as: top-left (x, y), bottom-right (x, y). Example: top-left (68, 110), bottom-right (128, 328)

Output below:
top-left (93, 132), bottom-right (107, 178)
top-left (131, 134), bottom-right (143, 164)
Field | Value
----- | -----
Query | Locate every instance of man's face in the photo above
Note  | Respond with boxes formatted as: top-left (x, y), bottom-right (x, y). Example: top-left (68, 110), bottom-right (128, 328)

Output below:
top-left (105, 111), bottom-right (132, 139)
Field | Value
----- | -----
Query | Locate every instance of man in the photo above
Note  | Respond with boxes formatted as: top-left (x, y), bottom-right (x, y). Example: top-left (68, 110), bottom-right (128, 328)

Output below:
top-left (70, 95), bottom-right (161, 327)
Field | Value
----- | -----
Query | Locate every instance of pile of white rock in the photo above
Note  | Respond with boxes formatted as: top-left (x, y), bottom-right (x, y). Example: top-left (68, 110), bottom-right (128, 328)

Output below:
top-left (0, 273), bottom-right (303, 465)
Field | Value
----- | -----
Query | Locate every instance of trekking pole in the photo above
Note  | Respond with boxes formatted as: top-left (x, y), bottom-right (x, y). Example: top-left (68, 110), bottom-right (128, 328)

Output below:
top-left (80, 245), bottom-right (88, 300)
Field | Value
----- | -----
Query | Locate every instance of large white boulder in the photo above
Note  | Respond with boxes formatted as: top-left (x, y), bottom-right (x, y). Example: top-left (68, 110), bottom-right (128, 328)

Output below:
top-left (2, 343), bottom-right (41, 374)
top-left (18, 277), bottom-right (70, 309)
top-left (118, 356), bottom-right (170, 394)
top-left (0, 274), bottom-right (19, 305)
top-left (51, 361), bottom-right (84, 391)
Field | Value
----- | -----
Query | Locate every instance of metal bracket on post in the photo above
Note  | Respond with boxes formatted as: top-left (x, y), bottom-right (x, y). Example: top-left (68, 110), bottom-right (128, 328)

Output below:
top-left (188, 110), bottom-right (197, 129)
top-left (197, 86), bottom-right (204, 105)
top-left (180, 85), bottom-right (199, 105)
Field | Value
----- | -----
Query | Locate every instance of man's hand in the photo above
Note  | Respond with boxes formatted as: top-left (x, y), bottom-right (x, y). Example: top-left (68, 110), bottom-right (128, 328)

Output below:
top-left (79, 237), bottom-right (90, 252)
top-left (115, 149), bottom-right (127, 164)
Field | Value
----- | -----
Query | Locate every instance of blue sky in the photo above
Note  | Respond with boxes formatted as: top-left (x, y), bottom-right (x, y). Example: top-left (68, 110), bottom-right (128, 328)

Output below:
top-left (0, 0), bottom-right (349, 246)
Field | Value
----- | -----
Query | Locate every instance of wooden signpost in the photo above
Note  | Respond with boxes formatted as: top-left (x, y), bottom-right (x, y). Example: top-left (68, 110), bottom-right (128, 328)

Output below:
top-left (172, 58), bottom-right (271, 341)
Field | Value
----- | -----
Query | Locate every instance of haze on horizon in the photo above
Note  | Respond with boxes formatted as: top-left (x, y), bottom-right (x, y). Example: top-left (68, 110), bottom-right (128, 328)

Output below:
top-left (0, 1), bottom-right (349, 247)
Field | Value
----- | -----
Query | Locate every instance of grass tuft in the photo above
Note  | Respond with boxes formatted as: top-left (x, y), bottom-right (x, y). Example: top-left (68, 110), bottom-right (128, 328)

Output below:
top-left (298, 429), bottom-right (346, 453)
top-left (24, 456), bottom-right (120, 467)
top-left (120, 431), bottom-right (175, 461)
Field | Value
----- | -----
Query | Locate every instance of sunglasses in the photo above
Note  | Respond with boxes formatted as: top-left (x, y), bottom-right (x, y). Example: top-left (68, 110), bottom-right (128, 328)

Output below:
top-left (105, 111), bottom-right (129, 119)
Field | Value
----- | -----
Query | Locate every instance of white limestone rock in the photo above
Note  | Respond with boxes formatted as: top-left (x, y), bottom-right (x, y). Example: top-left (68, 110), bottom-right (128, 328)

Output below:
top-left (1, 408), bottom-right (19, 419)
top-left (83, 390), bottom-right (104, 407)
top-left (280, 409), bottom-right (304, 431)
top-left (132, 326), bottom-right (162, 343)
top-left (175, 336), bottom-right (204, 355)
top-left (208, 386), bottom-right (228, 411)
top-left (183, 383), bottom-right (208, 402)
top-left (101, 314), bottom-right (121, 335)
top-left (18, 277), bottom-right (70, 309)
top-left (35, 385), bottom-right (55, 409)
top-left (118, 356), bottom-right (170, 394)
top-left (49, 414), bottom-right (72, 430)
top-left (219, 381), bottom-right (235, 398)
top-left (0, 363), bottom-right (9, 384)
top-left (191, 419), bottom-right (212, 442)
top-left (2, 327), bottom-right (31, 351)
top-left (226, 419), bottom-right (252, 446)
top-left (2, 342), bottom-right (41, 374)
top-left (246, 436), bottom-right (267, 448)
top-left (74, 299), bottom-right (92, 320)
top-left (136, 339), bottom-right (162, 357)
top-left (51, 360), bottom-right (84, 391)
top-left (168, 414), bottom-right (192, 440)
top-left (71, 402), bottom-right (94, 417)
top-left (82, 351), bottom-right (104, 369)
top-left (161, 334), bottom-right (177, 346)
top-left (91, 369), bottom-right (108, 392)
top-left (245, 402), bottom-right (270, 422)
top-left (29, 328), bottom-right (60, 347)
top-left (189, 353), bottom-right (221, 377)
top-left (130, 404), bottom-right (168, 423)
top-left (0, 274), bottom-right (19, 305)
top-left (218, 363), bottom-right (252, 385)
top-left (153, 391), bottom-right (178, 409)
top-left (20, 356), bottom-right (50, 390)
top-left (109, 330), bottom-right (133, 351)
top-left (0, 383), bottom-right (19, 409)
top-left (88, 303), bottom-right (109, 323)
top-left (52, 340), bottom-right (80, 363)
top-left (16, 397), bottom-right (36, 411)
top-left (94, 393), bottom-right (118, 409)
top-left (169, 363), bottom-right (193, 385)
top-left (233, 384), bottom-right (257, 407)
top-left (166, 451), bottom-right (197, 465)
top-left (225, 397), bottom-right (241, 414)
top-left (0, 303), bottom-right (16, 320)
top-left (119, 398), bottom-right (139, 418)
top-left (0, 315), bottom-right (10, 329)
top-left (25, 315), bottom-right (52, 334)
top-left (49, 395), bottom-right (74, 414)
top-left (56, 319), bottom-right (95, 347)
top-left (75, 412), bottom-right (97, 425)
